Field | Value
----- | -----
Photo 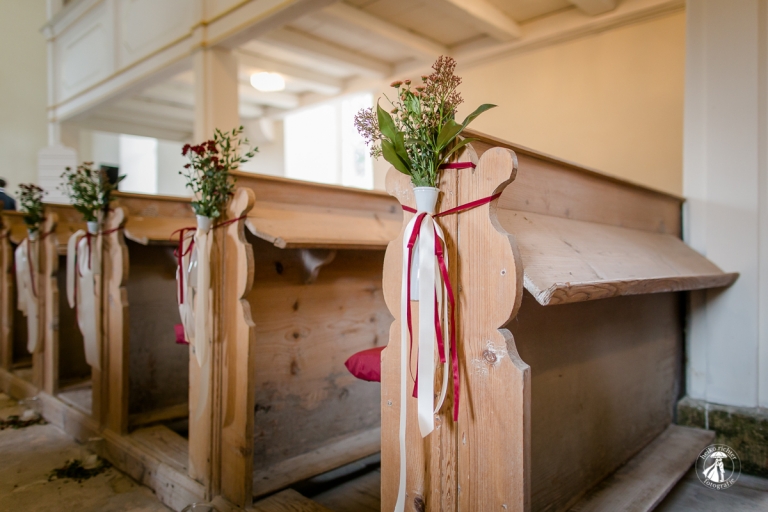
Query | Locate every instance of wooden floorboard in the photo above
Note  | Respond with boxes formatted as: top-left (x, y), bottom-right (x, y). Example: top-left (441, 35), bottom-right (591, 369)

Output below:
top-left (569, 425), bottom-right (714, 511)
top-left (311, 467), bottom-right (381, 512)
top-left (253, 489), bottom-right (333, 512)
top-left (58, 385), bottom-right (92, 415)
top-left (129, 424), bottom-right (189, 474)
top-left (657, 468), bottom-right (768, 511)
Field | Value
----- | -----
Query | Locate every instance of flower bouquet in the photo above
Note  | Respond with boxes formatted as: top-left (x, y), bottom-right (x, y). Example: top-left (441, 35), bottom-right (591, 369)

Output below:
top-left (17, 184), bottom-right (46, 239)
top-left (61, 163), bottom-right (125, 234)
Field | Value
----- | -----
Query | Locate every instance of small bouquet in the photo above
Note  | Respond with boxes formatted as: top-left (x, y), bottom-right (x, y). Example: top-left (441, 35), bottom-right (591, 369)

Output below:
top-left (354, 56), bottom-right (495, 188)
top-left (17, 184), bottom-right (46, 236)
top-left (180, 126), bottom-right (257, 222)
top-left (61, 163), bottom-right (125, 232)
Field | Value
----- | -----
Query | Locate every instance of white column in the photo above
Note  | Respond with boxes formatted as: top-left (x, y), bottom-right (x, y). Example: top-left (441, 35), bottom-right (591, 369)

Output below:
top-left (193, 46), bottom-right (240, 141)
top-left (684, 0), bottom-right (768, 408)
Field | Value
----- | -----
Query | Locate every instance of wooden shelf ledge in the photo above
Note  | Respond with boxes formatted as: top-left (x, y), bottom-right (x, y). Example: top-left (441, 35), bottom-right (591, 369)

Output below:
top-left (246, 202), bottom-right (401, 250)
top-left (498, 209), bottom-right (738, 306)
top-left (569, 424), bottom-right (714, 512)
top-left (124, 216), bottom-right (195, 246)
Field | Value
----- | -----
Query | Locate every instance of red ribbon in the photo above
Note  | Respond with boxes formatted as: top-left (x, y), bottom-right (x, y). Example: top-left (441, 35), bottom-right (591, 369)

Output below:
top-left (401, 190), bottom-right (502, 422)
top-left (171, 215), bottom-right (248, 305)
top-left (27, 238), bottom-right (36, 299)
top-left (439, 161), bottom-right (477, 169)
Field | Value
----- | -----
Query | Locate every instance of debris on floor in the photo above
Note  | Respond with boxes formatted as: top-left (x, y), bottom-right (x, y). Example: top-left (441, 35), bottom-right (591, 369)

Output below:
top-left (49, 455), bottom-right (112, 483)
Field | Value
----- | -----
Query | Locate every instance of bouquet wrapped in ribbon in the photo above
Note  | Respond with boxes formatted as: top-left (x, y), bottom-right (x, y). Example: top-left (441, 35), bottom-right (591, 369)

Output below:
top-left (355, 56), bottom-right (497, 512)
top-left (15, 183), bottom-right (46, 353)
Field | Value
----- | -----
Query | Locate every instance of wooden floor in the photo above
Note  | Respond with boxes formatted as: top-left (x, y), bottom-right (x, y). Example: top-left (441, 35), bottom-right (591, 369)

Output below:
top-left (292, 452), bottom-right (768, 512)
top-left (656, 468), bottom-right (768, 511)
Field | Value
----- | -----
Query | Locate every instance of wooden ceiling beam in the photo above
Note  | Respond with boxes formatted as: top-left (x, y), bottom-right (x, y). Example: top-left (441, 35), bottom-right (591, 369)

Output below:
top-left (434, 0), bottom-right (521, 41)
top-left (262, 27), bottom-right (393, 78)
top-left (568, 0), bottom-right (618, 16)
top-left (323, 3), bottom-right (448, 60)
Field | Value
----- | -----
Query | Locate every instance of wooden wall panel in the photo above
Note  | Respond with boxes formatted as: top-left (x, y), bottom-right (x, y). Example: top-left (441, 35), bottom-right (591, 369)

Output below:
top-left (246, 233), bottom-right (389, 471)
top-left (466, 132), bottom-right (682, 236)
top-left (125, 241), bottom-right (188, 416)
top-left (56, 256), bottom-right (90, 385)
top-left (509, 291), bottom-right (682, 512)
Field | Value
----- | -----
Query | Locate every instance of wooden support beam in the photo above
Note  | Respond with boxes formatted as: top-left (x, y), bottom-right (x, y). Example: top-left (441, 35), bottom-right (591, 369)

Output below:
top-left (323, 3), bottom-right (448, 60)
top-left (262, 27), bottom-right (393, 78)
top-left (435, 0), bottom-right (521, 41)
top-left (569, 0), bottom-right (618, 16)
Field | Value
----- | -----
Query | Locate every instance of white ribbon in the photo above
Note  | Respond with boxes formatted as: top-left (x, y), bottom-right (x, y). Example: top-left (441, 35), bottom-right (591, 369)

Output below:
top-left (395, 190), bottom-right (452, 512)
top-left (192, 226), bottom-right (212, 368)
top-left (177, 235), bottom-right (196, 345)
top-left (66, 230), bottom-right (101, 370)
top-left (15, 238), bottom-right (39, 353)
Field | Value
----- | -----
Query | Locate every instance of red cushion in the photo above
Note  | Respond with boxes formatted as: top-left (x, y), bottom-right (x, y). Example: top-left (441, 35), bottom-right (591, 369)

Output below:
top-left (345, 346), bottom-right (385, 382)
top-left (175, 324), bottom-right (188, 345)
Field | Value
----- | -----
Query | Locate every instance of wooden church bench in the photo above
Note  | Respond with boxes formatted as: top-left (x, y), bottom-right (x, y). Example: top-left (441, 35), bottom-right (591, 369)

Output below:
top-left (378, 129), bottom-right (737, 512)
top-left (181, 173), bottom-right (400, 508)
top-left (98, 192), bottom-right (196, 436)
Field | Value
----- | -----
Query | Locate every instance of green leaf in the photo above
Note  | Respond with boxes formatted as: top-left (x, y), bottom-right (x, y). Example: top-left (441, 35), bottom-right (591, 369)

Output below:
top-left (461, 104), bottom-right (496, 130)
top-left (376, 102), bottom-right (398, 141)
top-left (442, 137), bottom-right (475, 162)
top-left (393, 132), bottom-right (411, 166)
top-left (436, 119), bottom-right (463, 152)
top-left (382, 140), bottom-right (411, 176)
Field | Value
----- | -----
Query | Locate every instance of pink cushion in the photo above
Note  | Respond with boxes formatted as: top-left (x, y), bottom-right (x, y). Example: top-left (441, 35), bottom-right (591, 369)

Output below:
top-left (345, 346), bottom-right (385, 382)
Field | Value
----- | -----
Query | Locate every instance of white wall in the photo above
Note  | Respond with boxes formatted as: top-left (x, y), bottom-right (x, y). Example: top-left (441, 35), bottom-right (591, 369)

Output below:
top-left (684, 0), bottom-right (768, 408)
top-left (0, 1), bottom-right (48, 197)
top-left (157, 140), bottom-right (189, 196)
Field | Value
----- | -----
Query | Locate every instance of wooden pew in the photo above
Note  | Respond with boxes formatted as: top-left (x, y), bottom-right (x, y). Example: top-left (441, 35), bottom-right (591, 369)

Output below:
top-left (95, 192), bottom-right (196, 436)
top-left (0, 209), bottom-right (72, 395)
top-left (181, 174), bottom-right (401, 507)
top-left (378, 130), bottom-right (737, 512)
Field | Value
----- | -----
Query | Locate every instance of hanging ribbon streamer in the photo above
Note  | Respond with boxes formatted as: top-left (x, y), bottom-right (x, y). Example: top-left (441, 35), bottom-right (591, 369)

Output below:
top-left (65, 226), bottom-right (122, 371)
top-left (394, 168), bottom-right (501, 512)
top-left (15, 237), bottom-right (39, 353)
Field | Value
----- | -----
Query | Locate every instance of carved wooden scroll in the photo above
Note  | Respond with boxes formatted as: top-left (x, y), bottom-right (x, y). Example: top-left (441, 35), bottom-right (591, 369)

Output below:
top-left (40, 214), bottom-right (59, 393)
top-left (102, 207), bottom-right (129, 433)
top-left (381, 147), bottom-right (530, 511)
top-left (188, 187), bottom-right (256, 507)
top-left (0, 218), bottom-right (13, 371)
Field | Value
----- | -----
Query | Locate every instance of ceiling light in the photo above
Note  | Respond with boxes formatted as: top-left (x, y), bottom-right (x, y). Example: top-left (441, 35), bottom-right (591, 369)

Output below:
top-left (250, 72), bottom-right (285, 92)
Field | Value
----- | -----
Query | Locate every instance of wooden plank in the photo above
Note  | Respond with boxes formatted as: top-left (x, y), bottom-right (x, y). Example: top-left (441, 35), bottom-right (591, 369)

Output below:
top-left (569, 425), bottom-right (715, 512)
top-left (0, 219), bottom-right (13, 371)
top-left (465, 130), bottom-right (684, 236)
top-left (41, 215), bottom-right (59, 395)
top-left (457, 147), bottom-right (529, 511)
top-left (499, 209), bottom-right (738, 305)
top-left (512, 292), bottom-right (683, 512)
top-left (218, 188), bottom-right (257, 507)
top-left (253, 489), bottom-right (333, 512)
top-left (247, 239), bottom-right (387, 482)
top-left (129, 402), bottom-right (189, 428)
top-left (103, 207), bottom-right (130, 434)
top-left (245, 202), bottom-right (401, 250)
top-left (252, 428), bottom-right (381, 497)
top-left (130, 424), bottom-right (189, 474)
top-left (124, 216), bottom-right (196, 245)
top-left (312, 466), bottom-right (381, 512)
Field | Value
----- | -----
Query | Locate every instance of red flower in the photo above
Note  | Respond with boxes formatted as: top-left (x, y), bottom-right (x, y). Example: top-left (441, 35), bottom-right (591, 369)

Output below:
top-left (182, 144), bottom-right (190, 156)
top-left (207, 140), bottom-right (217, 152)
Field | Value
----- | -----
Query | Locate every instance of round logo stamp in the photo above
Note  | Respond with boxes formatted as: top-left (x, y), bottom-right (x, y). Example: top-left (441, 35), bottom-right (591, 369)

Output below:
top-left (696, 444), bottom-right (741, 490)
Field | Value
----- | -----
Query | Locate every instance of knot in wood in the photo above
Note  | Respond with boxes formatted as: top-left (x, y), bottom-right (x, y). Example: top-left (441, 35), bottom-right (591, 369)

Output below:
top-left (483, 349), bottom-right (497, 364)
top-left (413, 496), bottom-right (426, 512)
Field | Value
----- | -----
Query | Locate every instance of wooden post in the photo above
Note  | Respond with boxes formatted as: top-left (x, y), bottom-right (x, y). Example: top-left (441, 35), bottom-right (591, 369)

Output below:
top-left (0, 218), bottom-right (12, 371)
top-left (189, 42), bottom-right (240, 496)
top-left (217, 188), bottom-right (256, 506)
top-left (380, 147), bottom-right (530, 511)
top-left (41, 214), bottom-right (59, 395)
top-left (102, 207), bottom-right (130, 434)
